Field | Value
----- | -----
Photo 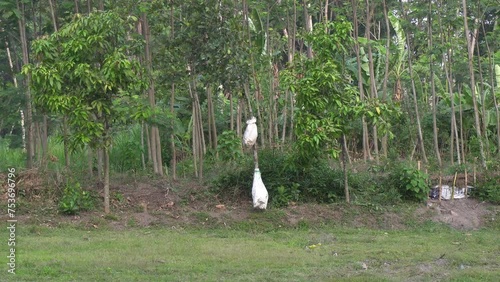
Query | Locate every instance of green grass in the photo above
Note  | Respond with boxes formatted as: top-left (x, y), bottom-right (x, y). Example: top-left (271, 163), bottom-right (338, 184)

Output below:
top-left (1, 224), bottom-right (499, 281)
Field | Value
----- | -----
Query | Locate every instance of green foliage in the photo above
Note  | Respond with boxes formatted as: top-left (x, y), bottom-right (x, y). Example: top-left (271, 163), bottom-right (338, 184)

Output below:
top-left (474, 176), bottom-right (500, 204)
top-left (24, 11), bottom-right (148, 152)
top-left (272, 183), bottom-right (300, 208)
top-left (217, 131), bottom-right (243, 161)
top-left (389, 164), bottom-right (430, 202)
top-left (0, 137), bottom-right (25, 171)
top-left (211, 149), bottom-right (347, 205)
top-left (110, 125), bottom-right (144, 173)
top-left (59, 181), bottom-right (94, 215)
top-left (286, 20), bottom-right (368, 166)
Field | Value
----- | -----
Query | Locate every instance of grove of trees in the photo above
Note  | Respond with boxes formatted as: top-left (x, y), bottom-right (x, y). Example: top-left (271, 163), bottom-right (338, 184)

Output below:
top-left (1, 0), bottom-right (499, 211)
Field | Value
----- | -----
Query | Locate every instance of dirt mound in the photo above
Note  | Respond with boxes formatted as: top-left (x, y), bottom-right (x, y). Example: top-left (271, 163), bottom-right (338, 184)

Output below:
top-left (425, 198), bottom-right (494, 230)
top-left (3, 170), bottom-right (498, 231)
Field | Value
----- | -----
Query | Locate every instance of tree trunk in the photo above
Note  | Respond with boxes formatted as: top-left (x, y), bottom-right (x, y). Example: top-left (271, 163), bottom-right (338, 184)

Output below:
top-left (366, 0), bottom-right (379, 164)
top-left (476, 38), bottom-right (489, 154)
top-left (428, 1), bottom-right (442, 167)
top-left (462, 0), bottom-right (487, 168)
top-left (87, 146), bottom-right (93, 177)
top-left (381, 0), bottom-right (391, 157)
top-left (141, 122), bottom-right (146, 170)
top-left (103, 146), bottom-right (110, 214)
top-left (352, 0), bottom-right (370, 161)
top-left (170, 84), bottom-right (177, 180)
top-left (207, 85), bottom-right (218, 151)
top-left (342, 135), bottom-right (350, 204)
top-left (403, 6), bottom-right (427, 163)
top-left (303, 0), bottom-right (313, 59)
top-left (142, 12), bottom-right (163, 175)
top-left (17, 0), bottom-right (34, 169)
top-left (97, 147), bottom-right (103, 180)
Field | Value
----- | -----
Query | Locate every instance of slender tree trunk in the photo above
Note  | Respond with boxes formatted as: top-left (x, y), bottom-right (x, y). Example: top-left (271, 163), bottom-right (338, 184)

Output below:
top-left (17, 0), bottom-right (34, 169)
top-left (141, 122), bottom-right (146, 170)
top-left (352, 0), bottom-right (370, 161)
top-left (97, 147), bottom-right (103, 180)
top-left (170, 4), bottom-right (177, 179)
top-left (366, 0), bottom-right (379, 164)
top-left (48, 0), bottom-right (58, 31)
top-left (170, 84), bottom-right (177, 180)
top-left (342, 135), bottom-right (350, 204)
top-left (402, 5), bottom-right (427, 163)
top-left (462, 0), bottom-right (487, 168)
top-left (230, 92), bottom-right (234, 131)
top-left (207, 85), bottom-right (218, 151)
top-left (237, 98), bottom-right (242, 138)
top-left (381, 0), bottom-right (391, 157)
top-left (142, 12), bottom-right (163, 175)
top-left (303, 0), bottom-right (313, 58)
top-left (482, 21), bottom-right (500, 156)
top-left (87, 146), bottom-right (93, 177)
top-left (428, 1), bottom-right (442, 167)
top-left (476, 38), bottom-right (489, 154)
top-left (459, 85), bottom-right (466, 164)
top-left (103, 146), bottom-right (110, 213)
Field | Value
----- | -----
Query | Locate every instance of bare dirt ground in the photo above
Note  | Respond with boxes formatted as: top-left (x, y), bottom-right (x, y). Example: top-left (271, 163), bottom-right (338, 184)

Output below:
top-left (1, 169), bottom-right (499, 231)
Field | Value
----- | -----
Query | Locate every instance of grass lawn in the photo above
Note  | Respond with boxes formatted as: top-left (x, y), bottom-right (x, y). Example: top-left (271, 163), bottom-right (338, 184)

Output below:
top-left (1, 222), bottom-right (499, 281)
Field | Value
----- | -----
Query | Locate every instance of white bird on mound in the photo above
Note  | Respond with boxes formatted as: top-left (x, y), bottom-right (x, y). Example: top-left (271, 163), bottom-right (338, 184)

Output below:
top-left (252, 168), bottom-right (268, 209)
top-left (243, 117), bottom-right (258, 147)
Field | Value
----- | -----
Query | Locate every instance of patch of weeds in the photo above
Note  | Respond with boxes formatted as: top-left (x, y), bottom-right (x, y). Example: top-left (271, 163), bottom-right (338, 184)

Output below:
top-left (133, 204), bottom-right (145, 213)
top-left (190, 212), bottom-right (219, 228)
top-left (59, 180), bottom-right (95, 215)
top-left (104, 214), bottom-right (119, 221)
top-left (127, 218), bottom-right (137, 227)
top-left (474, 175), bottom-right (500, 204)
top-left (297, 220), bottom-right (310, 230)
top-left (231, 219), bottom-right (277, 233)
top-left (28, 225), bottom-right (43, 234)
top-left (484, 207), bottom-right (500, 230)
top-left (113, 191), bottom-right (125, 203)
top-left (192, 211), bottom-right (211, 222)
top-left (87, 215), bottom-right (108, 229)
top-left (387, 163), bottom-right (430, 202)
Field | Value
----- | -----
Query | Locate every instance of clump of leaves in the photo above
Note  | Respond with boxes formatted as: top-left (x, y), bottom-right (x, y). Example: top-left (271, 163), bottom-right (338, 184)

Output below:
top-left (59, 181), bottom-right (94, 215)
top-left (272, 184), bottom-right (300, 208)
top-left (389, 164), bottom-right (429, 202)
top-left (217, 130), bottom-right (244, 161)
top-left (474, 176), bottom-right (500, 204)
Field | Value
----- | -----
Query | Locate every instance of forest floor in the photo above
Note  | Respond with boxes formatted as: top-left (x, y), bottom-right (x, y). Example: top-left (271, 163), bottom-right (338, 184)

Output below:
top-left (4, 169), bottom-right (498, 232)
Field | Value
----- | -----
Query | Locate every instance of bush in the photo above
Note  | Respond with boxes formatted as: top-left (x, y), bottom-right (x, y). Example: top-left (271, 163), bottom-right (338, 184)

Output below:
top-left (110, 125), bottom-right (144, 173)
top-left (474, 176), bottom-right (500, 204)
top-left (217, 131), bottom-right (244, 161)
top-left (0, 138), bottom-right (25, 171)
top-left (210, 149), bottom-right (346, 205)
top-left (59, 181), bottom-right (95, 215)
top-left (388, 163), bottom-right (430, 202)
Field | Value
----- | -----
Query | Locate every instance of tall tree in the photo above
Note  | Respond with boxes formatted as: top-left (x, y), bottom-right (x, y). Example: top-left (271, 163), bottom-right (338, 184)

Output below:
top-left (462, 0), bottom-right (487, 168)
top-left (16, 0), bottom-right (34, 168)
top-left (25, 11), bottom-right (149, 213)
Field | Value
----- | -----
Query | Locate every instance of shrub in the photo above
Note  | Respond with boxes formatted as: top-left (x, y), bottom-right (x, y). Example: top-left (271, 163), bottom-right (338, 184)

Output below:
top-left (0, 138), bottom-right (25, 171)
top-left (210, 148), bottom-right (346, 205)
top-left (217, 131), bottom-right (244, 161)
top-left (474, 176), bottom-right (500, 204)
top-left (388, 164), bottom-right (429, 202)
top-left (110, 125), bottom-right (144, 173)
top-left (59, 181), bottom-right (95, 215)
